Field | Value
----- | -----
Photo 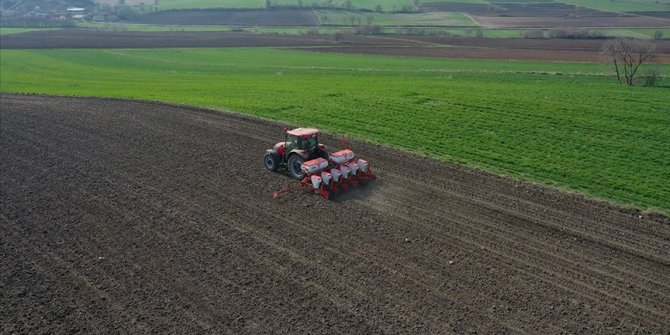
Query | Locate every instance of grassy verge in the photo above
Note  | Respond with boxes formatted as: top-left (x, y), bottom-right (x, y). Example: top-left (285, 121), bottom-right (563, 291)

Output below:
top-left (0, 28), bottom-right (60, 35)
top-left (1, 48), bottom-right (668, 212)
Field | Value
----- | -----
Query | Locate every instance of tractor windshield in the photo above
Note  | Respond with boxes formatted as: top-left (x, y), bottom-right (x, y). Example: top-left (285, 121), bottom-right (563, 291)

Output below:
top-left (304, 137), bottom-right (318, 151)
top-left (295, 137), bottom-right (318, 151)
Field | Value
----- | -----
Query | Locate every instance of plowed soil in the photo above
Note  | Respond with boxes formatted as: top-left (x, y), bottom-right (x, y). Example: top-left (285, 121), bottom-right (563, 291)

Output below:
top-left (0, 30), bottom-right (336, 49)
top-left (1, 94), bottom-right (669, 334)
top-left (129, 9), bottom-right (319, 26)
top-left (3, 30), bottom-right (670, 63)
top-left (473, 15), bottom-right (670, 28)
top-left (422, 2), bottom-right (618, 17)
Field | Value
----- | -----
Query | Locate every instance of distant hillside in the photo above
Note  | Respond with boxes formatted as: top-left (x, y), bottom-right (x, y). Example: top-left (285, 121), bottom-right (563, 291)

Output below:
top-left (94, 0), bottom-right (157, 6)
top-left (1, 0), bottom-right (94, 11)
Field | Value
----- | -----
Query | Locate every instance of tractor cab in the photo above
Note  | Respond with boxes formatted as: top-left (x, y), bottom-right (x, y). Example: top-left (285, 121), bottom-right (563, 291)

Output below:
top-left (264, 128), bottom-right (327, 179)
top-left (286, 128), bottom-right (320, 152)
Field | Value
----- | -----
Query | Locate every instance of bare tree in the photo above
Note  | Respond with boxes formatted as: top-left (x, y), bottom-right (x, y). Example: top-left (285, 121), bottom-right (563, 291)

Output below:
top-left (602, 38), bottom-right (655, 86)
top-left (333, 32), bottom-right (343, 43)
top-left (366, 15), bottom-right (374, 25)
top-left (653, 30), bottom-right (663, 40)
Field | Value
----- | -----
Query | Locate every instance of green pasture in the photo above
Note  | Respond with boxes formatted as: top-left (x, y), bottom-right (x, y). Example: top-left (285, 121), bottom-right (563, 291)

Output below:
top-left (1, 48), bottom-right (668, 212)
top-left (0, 28), bottom-right (59, 35)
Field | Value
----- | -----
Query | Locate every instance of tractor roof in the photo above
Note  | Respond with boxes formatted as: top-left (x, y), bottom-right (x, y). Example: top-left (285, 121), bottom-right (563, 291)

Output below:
top-left (287, 128), bottom-right (320, 139)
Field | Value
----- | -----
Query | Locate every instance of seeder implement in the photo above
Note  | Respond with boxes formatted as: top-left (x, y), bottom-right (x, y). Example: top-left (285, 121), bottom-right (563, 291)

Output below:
top-left (264, 128), bottom-right (376, 200)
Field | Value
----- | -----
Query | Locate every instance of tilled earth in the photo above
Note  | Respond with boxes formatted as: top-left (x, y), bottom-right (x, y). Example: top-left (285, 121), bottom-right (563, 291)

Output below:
top-left (4, 30), bottom-right (670, 63)
top-left (1, 94), bottom-right (668, 334)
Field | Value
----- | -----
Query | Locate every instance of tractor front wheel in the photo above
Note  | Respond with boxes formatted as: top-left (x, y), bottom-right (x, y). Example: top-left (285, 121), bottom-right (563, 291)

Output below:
top-left (288, 154), bottom-right (305, 179)
top-left (264, 152), bottom-right (280, 172)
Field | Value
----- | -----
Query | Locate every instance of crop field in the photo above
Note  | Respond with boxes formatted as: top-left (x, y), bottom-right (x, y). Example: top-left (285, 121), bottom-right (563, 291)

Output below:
top-left (560, 0), bottom-right (670, 12)
top-left (0, 28), bottom-right (59, 35)
top-left (152, 0), bottom-right (670, 12)
top-left (77, 22), bottom-right (345, 34)
top-left (447, 0), bottom-right (670, 13)
top-left (316, 10), bottom-right (478, 26)
top-left (3, 94), bottom-right (670, 333)
top-left (70, 23), bottom-right (670, 39)
top-left (473, 15), bottom-right (670, 28)
top-left (156, 0), bottom-right (413, 11)
top-left (129, 9), bottom-right (320, 26)
top-left (1, 48), bottom-right (668, 213)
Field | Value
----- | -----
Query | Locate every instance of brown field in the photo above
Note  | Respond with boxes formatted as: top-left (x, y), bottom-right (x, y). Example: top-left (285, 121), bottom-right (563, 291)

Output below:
top-left (3, 30), bottom-right (670, 63)
top-left (631, 11), bottom-right (670, 19)
top-left (473, 15), bottom-right (670, 28)
top-left (2, 30), bottom-right (670, 63)
top-left (293, 46), bottom-right (609, 62)
top-left (0, 30), bottom-right (334, 49)
top-left (2, 94), bottom-right (669, 334)
top-left (128, 9), bottom-right (319, 26)
top-left (422, 2), bottom-right (618, 17)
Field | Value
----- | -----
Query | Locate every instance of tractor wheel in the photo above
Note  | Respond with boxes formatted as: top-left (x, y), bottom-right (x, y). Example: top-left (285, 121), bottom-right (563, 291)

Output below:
top-left (288, 154), bottom-right (305, 180)
top-left (264, 152), bottom-right (280, 172)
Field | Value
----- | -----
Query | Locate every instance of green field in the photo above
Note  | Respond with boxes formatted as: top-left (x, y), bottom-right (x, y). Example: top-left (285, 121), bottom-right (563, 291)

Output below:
top-left (1, 48), bottom-right (668, 212)
top-left (0, 28), bottom-right (59, 35)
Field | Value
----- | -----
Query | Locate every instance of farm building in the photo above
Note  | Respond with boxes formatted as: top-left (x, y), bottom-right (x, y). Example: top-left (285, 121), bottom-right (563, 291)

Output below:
top-left (94, 0), bottom-right (157, 6)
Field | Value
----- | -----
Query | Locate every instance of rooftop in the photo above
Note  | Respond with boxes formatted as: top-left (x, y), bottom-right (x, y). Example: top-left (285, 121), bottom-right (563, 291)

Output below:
top-left (287, 128), bottom-right (319, 139)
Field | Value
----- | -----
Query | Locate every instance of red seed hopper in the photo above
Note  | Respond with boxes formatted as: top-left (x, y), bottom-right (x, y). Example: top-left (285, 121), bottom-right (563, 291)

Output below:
top-left (264, 128), bottom-right (376, 199)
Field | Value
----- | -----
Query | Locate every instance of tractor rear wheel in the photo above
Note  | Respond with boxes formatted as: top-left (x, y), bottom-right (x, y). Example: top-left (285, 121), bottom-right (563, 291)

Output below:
top-left (264, 152), bottom-right (280, 172)
top-left (288, 154), bottom-right (305, 179)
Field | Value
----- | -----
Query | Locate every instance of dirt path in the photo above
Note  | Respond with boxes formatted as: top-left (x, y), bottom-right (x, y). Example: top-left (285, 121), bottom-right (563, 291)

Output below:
top-left (1, 94), bottom-right (668, 334)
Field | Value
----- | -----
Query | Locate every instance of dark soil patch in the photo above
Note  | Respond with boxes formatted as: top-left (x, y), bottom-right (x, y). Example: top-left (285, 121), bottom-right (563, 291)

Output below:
top-left (295, 46), bottom-right (606, 62)
top-left (0, 30), bottom-right (334, 49)
top-left (423, 2), bottom-right (620, 17)
top-left (2, 94), bottom-right (669, 334)
top-left (2, 30), bottom-right (669, 63)
top-left (128, 9), bottom-right (319, 26)
top-left (631, 11), bottom-right (670, 19)
top-left (473, 15), bottom-right (670, 28)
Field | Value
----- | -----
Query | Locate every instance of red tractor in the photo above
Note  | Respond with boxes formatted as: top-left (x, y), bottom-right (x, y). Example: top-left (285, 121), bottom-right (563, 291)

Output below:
top-left (264, 128), bottom-right (376, 199)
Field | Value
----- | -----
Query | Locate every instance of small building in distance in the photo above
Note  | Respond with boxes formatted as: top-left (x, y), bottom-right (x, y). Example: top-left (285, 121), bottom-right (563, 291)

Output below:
top-left (94, 0), bottom-right (157, 6)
